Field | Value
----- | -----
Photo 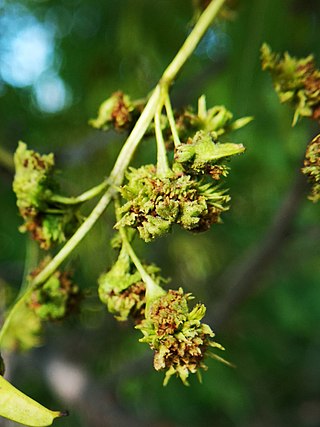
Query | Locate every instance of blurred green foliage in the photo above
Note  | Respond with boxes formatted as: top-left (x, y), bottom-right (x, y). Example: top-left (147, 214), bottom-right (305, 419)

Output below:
top-left (0, 0), bottom-right (320, 426)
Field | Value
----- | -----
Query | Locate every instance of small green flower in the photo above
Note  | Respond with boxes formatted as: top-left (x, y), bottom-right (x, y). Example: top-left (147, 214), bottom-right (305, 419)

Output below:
top-left (89, 91), bottom-right (141, 131)
top-left (174, 130), bottom-right (245, 177)
top-left (13, 142), bottom-right (81, 249)
top-left (174, 95), bottom-right (252, 141)
top-left (13, 141), bottom-right (56, 213)
top-left (28, 268), bottom-right (81, 321)
top-left (302, 134), bottom-right (320, 203)
top-left (98, 242), bottom-right (164, 322)
top-left (137, 288), bottom-right (226, 385)
top-left (116, 165), bottom-right (230, 242)
top-left (261, 44), bottom-right (320, 125)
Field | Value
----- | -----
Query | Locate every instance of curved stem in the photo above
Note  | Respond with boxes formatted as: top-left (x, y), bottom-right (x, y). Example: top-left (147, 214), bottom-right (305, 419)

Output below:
top-left (165, 95), bottom-right (181, 148)
top-left (155, 105), bottom-right (170, 177)
top-left (50, 180), bottom-right (109, 205)
top-left (32, 188), bottom-right (115, 287)
top-left (115, 198), bottom-right (165, 302)
top-left (110, 85), bottom-right (162, 186)
top-left (119, 226), bottom-right (165, 303)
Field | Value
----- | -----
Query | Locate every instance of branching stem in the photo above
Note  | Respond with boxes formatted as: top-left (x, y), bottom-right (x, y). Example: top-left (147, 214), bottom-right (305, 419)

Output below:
top-left (155, 104), bottom-right (170, 177)
top-left (0, 0), bottom-right (226, 346)
top-left (50, 180), bottom-right (109, 205)
top-left (165, 95), bottom-right (182, 148)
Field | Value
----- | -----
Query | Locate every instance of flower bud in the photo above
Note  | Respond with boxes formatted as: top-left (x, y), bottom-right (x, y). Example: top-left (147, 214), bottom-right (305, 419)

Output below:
top-left (137, 288), bottom-right (226, 385)
top-left (116, 165), bottom-right (231, 241)
top-left (28, 269), bottom-right (81, 321)
top-left (261, 44), bottom-right (320, 125)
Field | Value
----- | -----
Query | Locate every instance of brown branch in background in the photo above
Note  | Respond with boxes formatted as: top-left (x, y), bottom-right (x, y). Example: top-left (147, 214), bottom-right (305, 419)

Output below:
top-left (209, 168), bottom-right (309, 329)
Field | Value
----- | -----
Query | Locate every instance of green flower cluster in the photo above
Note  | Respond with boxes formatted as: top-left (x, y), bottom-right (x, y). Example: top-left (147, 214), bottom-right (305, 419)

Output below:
top-left (13, 142), bottom-right (81, 249)
top-left (175, 96), bottom-right (252, 141)
top-left (98, 240), bottom-right (164, 322)
top-left (28, 269), bottom-right (81, 321)
top-left (116, 164), bottom-right (230, 242)
top-left (175, 130), bottom-right (245, 178)
top-left (261, 43), bottom-right (320, 125)
top-left (302, 134), bottom-right (320, 203)
top-left (89, 91), bottom-right (143, 132)
top-left (136, 288), bottom-right (225, 385)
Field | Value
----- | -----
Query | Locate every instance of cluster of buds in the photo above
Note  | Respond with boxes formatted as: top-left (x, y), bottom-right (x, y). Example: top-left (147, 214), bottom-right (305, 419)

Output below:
top-left (116, 164), bottom-right (231, 242)
top-left (13, 142), bottom-right (81, 249)
top-left (302, 134), bottom-right (320, 203)
top-left (174, 95), bottom-right (252, 143)
top-left (89, 91), bottom-right (144, 132)
top-left (28, 267), bottom-right (81, 322)
top-left (98, 236), bottom-right (165, 322)
top-left (175, 130), bottom-right (245, 178)
top-left (137, 287), bottom-right (227, 386)
top-left (261, 43), bottom-right (320, 125)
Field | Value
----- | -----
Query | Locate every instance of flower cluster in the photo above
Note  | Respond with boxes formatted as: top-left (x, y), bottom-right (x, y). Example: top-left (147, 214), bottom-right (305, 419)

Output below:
top-left (89, 91), bottom-right (144, 132)
top-left (174, 96), bottom-right (252, 142)
top-left (137, 288), bottom-right (226, 385)
top-left (13, 142), bottom-right (81, 249)
top-left (175, 130), bottom-right (245, 178)
top-left (116, 164), bottom-right (230, 242)
top-left (28, 269), bottom-right (81, 321)
top-left (261, 43), bottom-right (320, 125)
top-left (302, 134), bottom-right (320, 203)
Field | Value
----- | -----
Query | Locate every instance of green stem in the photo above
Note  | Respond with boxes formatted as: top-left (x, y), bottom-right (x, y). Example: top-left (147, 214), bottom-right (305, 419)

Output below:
top-left (32, 188), bottom-right (115, 287)
top-left (161, 0), bottom-right (226, 85)
top-left (50, 180), bottom-right (109, 205)
top-left (155, 105), bottom-right (170, 177)
top-left (119, 226), bottom-right (165, 303)
top-left (198, 95), bottom-right (207, 121)
top-left (109, 0), bottom-right (226, 184)
top-left (0, 0), bottom-right (226, 345)
top-left (165, 95), bottom-right (181, 148)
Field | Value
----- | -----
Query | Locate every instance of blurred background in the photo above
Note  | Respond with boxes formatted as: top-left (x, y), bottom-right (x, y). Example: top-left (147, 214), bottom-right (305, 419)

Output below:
top-left (0, 0), bottom-right (320, 426)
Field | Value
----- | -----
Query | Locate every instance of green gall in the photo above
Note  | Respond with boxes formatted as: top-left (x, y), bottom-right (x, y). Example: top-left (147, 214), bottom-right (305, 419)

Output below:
top-left (98, 244), bottom-right (165, 322)
top-left (302, 134), bottom-right (320, 203)
top-left (136, 288), bottom-right (227, 386)
top-left (89, 91), bottom-right (139, 131)
top-left (174, 95), bottom-right (251, 141)
top-left (116, 165), bottom-right (231, 241)
top-left (175, 130), bottom-right (245, 176)
top-left (13, 141), bottom-right (55, 213)
top-left (28, 267), bottom-right (81, 322)
top-left (261, 43), bottom-right (320, 125)
top-left (13, 142), bottom-right (81, 249)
